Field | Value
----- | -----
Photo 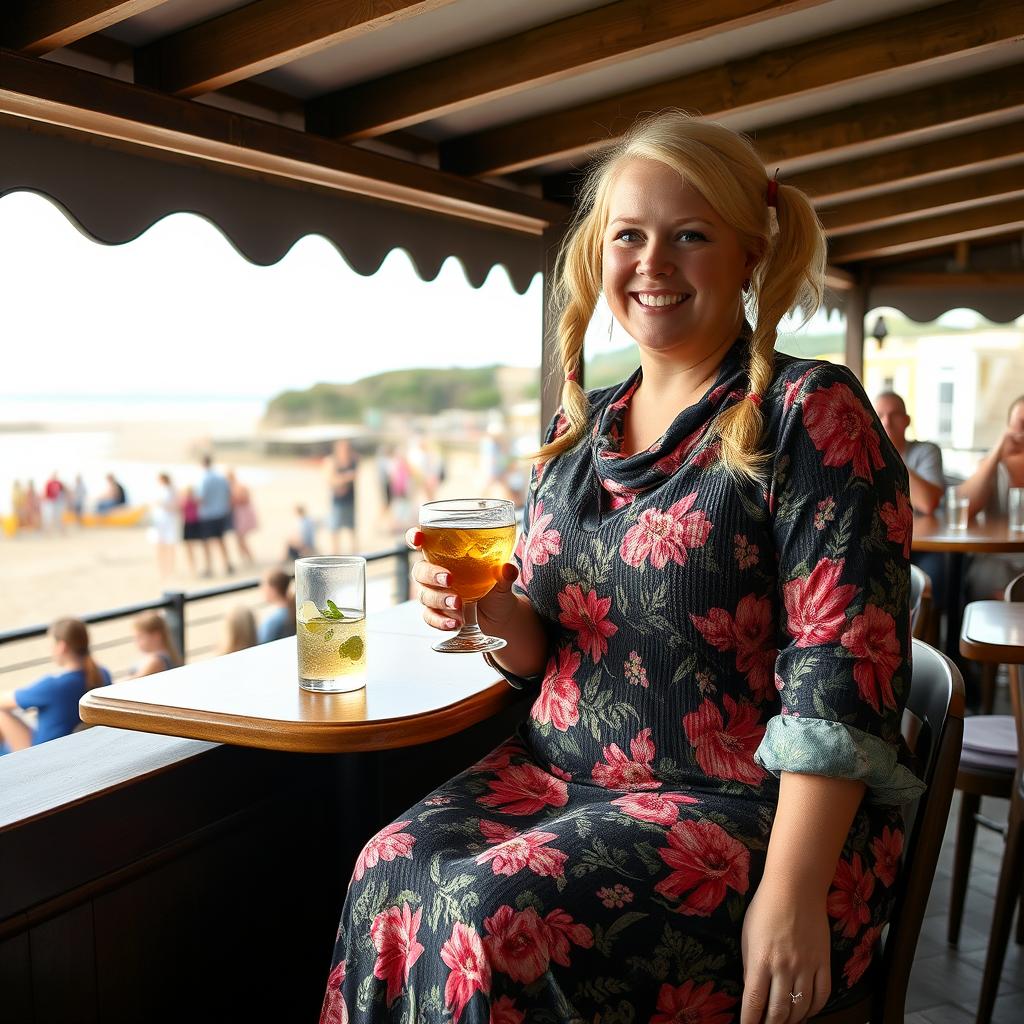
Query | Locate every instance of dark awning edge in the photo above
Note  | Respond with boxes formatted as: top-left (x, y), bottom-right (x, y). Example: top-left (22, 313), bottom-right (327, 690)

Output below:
top-left (0, 119), bottom-right (544, 294)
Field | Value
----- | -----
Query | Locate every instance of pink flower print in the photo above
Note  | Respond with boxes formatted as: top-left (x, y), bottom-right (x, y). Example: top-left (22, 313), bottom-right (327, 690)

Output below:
top-left (440, 922), bottom-right (490, 1024)
top-left (682, 696), bottom-right (766, 785)
top-left (783, 557), bottom-right (857, 647)
top-left (803, 381), bottom-right (885, 482)
top-left (482, 906), bottom-right (551, 984)
top-left (841, 604), bottom-right (901, 714)
top-left (690, 594), bottom-right (777, 703)
top-left (844, 924), bottom-right (882, 987)
top-left (353, 821), bottom-right (415, 882)
top-left (424, 795), bottom-right (452, 806)
top-left (477, 763), bottom-right (569, 815)
top-left (549, 763), bottom-right (573, 782)
top-left (611, 790), bottom-right (699, 827)
top-left (783, 368), bottom-right (815, 411)
top-left (591, 727), bottom-right (660, 791)
top-left (734, 533), bottom-right (760, 570)
top-left (828, 852), bottom-right (876, 938)
top-left (320, 960), bottom-right (348, 1024)
top-left (490, 996), bottom-right (524, 1024)
top-left (651, 980), bottom-right (737, 1024)
top-left (519, 500), bottom-right (561, 587)
top-left (653, 424), bottom-right (707, 475)
top-left (619, 492), bottom-right (712, 570)
top-left (871, 825), bottom-right (904, 887)
top-left (597, 883), bottom-right (635, 909)
top-left (654, 818), bottom-right (750, 916)
top-left (557, 584), bottom-right (618, 663)
top-left (531, 646), bottom-right (581, 732)
top-left (879, 491), bottom-right (913, 559)
top-left (544, 908), bottom-right (594, 967)
top-left (370, 903), bottom-right (425, 1007)
top-left (814, 496), bottom-right (836, 530)
top-left (624, 649), bottom-right (649, 688)
top-left (693, 440), bottom-right (722, 468)
top-left (475, 820), bottom-right (567, 879)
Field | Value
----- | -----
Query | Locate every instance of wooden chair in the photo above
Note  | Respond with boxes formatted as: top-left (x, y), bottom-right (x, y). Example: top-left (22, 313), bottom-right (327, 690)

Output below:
top-left (910, 564), bottom-right (933, 641)
top-left (974, 572), bottom-right (1024, 1024)
top-left (817, 638), bottom-right (965, 1023)
top-left (948, 573), bottom-right (1024, 948)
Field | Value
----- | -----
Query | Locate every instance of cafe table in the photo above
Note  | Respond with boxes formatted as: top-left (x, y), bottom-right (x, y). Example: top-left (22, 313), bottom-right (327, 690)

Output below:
top-left (80, 601), bottom-right (520, 753)
top-left (912, 516), bottom-right (1024, 661)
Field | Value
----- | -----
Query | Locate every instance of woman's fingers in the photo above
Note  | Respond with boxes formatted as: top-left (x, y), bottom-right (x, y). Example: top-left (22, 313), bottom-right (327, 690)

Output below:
top-left (765, 973), bottom-right (797, 1024)
top-left (421, 607), bottom-right (461, 631)
top-left (788, 974), bottom-right (815, 1023)
top-left (405, 527), bottom-right (423, 550)
top-left (740, 963), bottom-right (771, 1024)
top-left (808, 965), bottom-right (831, 1018)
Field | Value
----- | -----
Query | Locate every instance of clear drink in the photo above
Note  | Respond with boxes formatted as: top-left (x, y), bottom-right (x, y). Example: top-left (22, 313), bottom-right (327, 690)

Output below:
top-left (946, 487), bottom-right (969, 531)
top-left (1009, 488), bottom-right (1024, 532)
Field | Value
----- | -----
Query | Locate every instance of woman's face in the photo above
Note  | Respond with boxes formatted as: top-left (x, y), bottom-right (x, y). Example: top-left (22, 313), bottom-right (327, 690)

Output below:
top-left (601, 159), bottom-right (757, 361)
top-left (135, 628), bottom-right (158, 653)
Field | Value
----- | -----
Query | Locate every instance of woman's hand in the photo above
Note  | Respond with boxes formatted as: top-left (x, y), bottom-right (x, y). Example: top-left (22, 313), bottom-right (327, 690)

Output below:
top-left (740, 879), bottom-right (831, 1024)
top-left (405, 528), bottom-right (520, 633)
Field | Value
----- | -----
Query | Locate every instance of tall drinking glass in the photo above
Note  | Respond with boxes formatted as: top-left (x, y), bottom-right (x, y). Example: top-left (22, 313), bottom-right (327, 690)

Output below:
top-left (419, 498), bottom-right (517, 654)
top-left (295, 556), bottom-right (367, 692)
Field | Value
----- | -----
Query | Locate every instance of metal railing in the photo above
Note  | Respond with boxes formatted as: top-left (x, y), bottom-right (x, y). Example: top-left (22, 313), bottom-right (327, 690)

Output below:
top-left (0, 543), bottom-right (412, 676)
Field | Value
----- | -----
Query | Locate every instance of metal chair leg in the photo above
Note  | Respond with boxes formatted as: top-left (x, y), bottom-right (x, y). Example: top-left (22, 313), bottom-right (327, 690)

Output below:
top-left (949, 791), bottom-right (981, 945)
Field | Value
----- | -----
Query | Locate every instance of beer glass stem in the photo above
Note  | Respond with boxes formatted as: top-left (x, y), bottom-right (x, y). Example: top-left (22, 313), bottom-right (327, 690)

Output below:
top-left (459, 600), bottom-right (483, 641)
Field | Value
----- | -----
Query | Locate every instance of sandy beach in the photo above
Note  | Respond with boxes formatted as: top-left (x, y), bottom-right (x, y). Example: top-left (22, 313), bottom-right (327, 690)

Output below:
top-left (0, 418), bottom-right (501, 692)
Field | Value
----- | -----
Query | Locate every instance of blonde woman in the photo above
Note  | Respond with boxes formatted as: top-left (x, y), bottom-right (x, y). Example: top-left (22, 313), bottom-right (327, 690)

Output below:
top-left (321, 112), bottom-right (920, 1024)
top-left (219, 605), bottom-right (257, 655)
top-left (0, 619), bottom-right (110, 753)
top-left (128, 612), bottom-right (181, 678)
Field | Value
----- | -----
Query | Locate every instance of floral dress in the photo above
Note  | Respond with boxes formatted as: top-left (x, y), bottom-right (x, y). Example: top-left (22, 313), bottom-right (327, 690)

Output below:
top-left (320, 337), bottom-right (924, 1024)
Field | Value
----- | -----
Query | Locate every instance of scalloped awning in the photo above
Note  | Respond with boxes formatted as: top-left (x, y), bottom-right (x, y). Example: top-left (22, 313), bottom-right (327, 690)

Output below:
top-left (0, 118), bottom-right (546, 293)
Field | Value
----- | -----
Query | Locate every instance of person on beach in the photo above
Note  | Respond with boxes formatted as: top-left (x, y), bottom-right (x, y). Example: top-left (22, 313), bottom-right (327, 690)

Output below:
top-left (218, 605), bottom-right (258, 655)
top-left (151, 472), bottom-right (182, 578)
top-left (286, 505), bottom-right (317, 563)
top-left (227, 468), bottom-right (257, 566)
top-left (321, 111), bottom-right (920, 1024)
top-left (71, 474), bottom-right (87, 525)
top-left (23, 480), bottom-right (41, 530)
top-left (258, 568), bottom-right (296, 644)
top-left (41, 471), bottom-right (66, 533)
top-left (126, 612), bottom-right (181, 679)
top-left (96, 473), bottom-right (127, 514)
top-left (197, 455), bottom-right (234, 577)
top-left (326, 438), bottom-right (359, 555)
top-left (180, 486), bottom-right (202, 575)
top-left (0, 618), bottom-right (111, 754)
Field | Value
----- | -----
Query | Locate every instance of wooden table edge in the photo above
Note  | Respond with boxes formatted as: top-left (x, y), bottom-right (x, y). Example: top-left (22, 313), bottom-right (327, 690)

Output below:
top-left (912, 538), bottom-right (1024, 553)
top-left (79, 679), bottom-right (523, 753)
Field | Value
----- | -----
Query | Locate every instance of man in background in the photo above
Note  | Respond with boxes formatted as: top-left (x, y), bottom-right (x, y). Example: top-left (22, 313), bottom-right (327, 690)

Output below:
top-left (197, 455), bottom-right (234, 577)
top-left (258, 569), bottom-right (296, 644)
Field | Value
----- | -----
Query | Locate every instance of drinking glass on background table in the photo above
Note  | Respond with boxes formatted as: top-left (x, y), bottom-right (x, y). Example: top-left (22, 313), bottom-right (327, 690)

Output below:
top-left (946, 486), bottom-right (969, 531)
top-left (1010, 487), bottom-right (1024, 532)
top-left (419, 498), bottom-right (517, 654)
top-left (295, 556), bottom-right (367, 692)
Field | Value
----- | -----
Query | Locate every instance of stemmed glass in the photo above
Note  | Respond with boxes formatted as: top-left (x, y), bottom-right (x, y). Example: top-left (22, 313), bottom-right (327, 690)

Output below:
top-left (418, 498), bottom-right (517, 653)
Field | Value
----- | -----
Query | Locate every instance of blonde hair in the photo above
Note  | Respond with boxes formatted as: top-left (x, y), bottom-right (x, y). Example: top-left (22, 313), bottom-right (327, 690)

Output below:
top-left (133, 611), bottom-right (182, 667)
top-left (221, 605), bottom-right (257, 655)
top-left (51, 617), bottom-right (105, 691)
top-left (536, 110), bottom-right (826, 480)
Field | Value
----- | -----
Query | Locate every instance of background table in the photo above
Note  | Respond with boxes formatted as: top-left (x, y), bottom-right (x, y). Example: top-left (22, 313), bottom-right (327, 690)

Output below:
top-left (80, 601), bottom-right (519, 752)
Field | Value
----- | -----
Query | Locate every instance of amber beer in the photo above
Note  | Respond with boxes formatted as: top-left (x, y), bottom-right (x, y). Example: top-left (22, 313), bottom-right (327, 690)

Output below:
top-left (420, 524), bottom-right (517, 602)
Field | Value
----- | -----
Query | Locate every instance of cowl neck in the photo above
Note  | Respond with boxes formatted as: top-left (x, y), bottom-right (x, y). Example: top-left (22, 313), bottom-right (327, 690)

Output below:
top-left (591, 329), bottom-right (752, 508)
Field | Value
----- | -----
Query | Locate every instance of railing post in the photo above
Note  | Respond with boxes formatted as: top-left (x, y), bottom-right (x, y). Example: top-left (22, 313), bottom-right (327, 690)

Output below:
top-left (394, 546), bottom-right (411, 605)
top-left (163, 591), bottom-right (187, 663)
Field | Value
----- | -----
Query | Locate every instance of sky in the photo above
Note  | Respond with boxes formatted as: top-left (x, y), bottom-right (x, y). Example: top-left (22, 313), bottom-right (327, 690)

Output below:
top-left (0, 190), bottom-right (544, 403)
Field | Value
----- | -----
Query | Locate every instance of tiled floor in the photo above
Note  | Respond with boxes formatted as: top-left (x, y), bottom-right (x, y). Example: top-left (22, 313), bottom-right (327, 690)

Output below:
top-left (904, 782), bottom-right (1023, 1022)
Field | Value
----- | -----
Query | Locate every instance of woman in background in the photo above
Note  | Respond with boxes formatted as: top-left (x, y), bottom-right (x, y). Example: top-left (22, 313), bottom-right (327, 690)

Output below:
top-left (219, 606), bottom-right (258, 655)
top-left (127, 612), bottom-right (181, 678)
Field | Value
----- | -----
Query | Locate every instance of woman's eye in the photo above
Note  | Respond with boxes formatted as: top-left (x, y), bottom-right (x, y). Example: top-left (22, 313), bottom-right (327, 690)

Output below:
top-left (678, 230), bottom-right (707, 243)
top-left (615, 229), bottom-right (641, 243)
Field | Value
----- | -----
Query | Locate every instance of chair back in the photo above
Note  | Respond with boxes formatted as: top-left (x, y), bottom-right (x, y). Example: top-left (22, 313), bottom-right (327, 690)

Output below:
top-left (909, 565), bottom-right (932, 640)
top-left (1004, 572), bottom-right (1024, 784)
top-left (873, 639), bottom-right (965, 1022)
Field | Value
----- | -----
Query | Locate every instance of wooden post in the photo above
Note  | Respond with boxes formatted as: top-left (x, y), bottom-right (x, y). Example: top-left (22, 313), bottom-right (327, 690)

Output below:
top-left (540, 222), bottom-right (570, 437)
top-left (845, 273), bottom-right (867, 381)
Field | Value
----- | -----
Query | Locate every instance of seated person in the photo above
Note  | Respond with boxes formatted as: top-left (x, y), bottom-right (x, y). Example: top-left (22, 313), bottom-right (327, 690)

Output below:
top-left (258, 569), bottom-right (296, 644)
top-left (0, 618), bottom-right (111, 754)
top-left (126, 612), bottom-right (181, 678)
top-left (285, 505), bottom-right (316, 562)
top-left (959, 395), bottom-right (1024, 599)
top-left (96, 473), bottom-right (128, 514)
top-left (219, 605), bottom-right (258, 655)
top-left (874, 390), bottom-right (946, 606)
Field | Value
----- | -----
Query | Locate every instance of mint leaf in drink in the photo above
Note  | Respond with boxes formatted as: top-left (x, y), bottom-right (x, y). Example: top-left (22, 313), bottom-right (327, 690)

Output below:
top-left (323, 629), bottom-right (334, 643)
top-left (321, 600), bottom-right (345, 620)
top-left (340, 635), bottom-right (364, 661)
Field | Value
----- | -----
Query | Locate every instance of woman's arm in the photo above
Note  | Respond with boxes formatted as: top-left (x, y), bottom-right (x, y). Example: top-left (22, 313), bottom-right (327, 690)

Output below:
top-left (741, 773), bottom-right (866, 1023)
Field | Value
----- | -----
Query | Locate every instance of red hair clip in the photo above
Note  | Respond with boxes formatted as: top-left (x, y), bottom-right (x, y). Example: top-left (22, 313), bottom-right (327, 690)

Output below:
top-left (746, 392), bottom-right (763, 407)
top-left (566, 368), bottom-right (579, 384)
top-left (766, 168), bottom-right (780, 208)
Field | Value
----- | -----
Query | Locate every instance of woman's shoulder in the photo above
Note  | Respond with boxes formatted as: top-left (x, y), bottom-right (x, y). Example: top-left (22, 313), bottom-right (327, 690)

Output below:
top-left (767, 352), bottom-right (869, 409)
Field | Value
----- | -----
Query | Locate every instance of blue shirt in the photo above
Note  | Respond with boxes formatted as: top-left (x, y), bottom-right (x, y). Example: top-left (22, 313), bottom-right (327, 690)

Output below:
top-left (15, 666), bottom-right (112, 745)
top-left (199, 469), bottom-right (232, 520)
top-left (258, 606), bottom-right (295, 645)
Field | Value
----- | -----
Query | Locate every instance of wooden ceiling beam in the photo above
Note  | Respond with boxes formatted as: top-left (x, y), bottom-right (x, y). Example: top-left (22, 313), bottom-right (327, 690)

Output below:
top-left (786, 122), bottom-right (1024, 205)
top-left (828, 197), bottom-right (1024, 263)
top-left (134, 0), bottom-right (456, 99)
top-left (307, 0), bottom-right (830, 141)
top-left (820, 165), bottom-right (1024, 236)
top-left (751, 66), bottom-right (1024, 169)
top-left (1, 1), bottom-right (167, 55)
top-left (871, 271), bottom-right (1024, 290)
top-left (0, 49), bottom-right (566, 234)
top-left (441, 0), bottom-right (1022, 176)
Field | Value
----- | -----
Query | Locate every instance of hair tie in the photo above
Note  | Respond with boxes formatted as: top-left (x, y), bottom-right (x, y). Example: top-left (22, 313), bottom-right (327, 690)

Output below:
top-left (766, 168), bottom-right (780, 208)
top-left (566, 369), bottom-right (579, 384)
top-left (746, 392), bottom-right (762, 408)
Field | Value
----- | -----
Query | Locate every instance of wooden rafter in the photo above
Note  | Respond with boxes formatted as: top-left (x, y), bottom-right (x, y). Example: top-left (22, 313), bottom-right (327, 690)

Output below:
top-left (786, 122), bottom-right (1024, 205)
top-left (440, 0), bottom-right (1023, 176)
top-left (0, 50), bottom-right (566, 234)
top-left (820, 165), bottom-right (1024, 236)
top-left (134, 0), bottom-right (456, 99)
top-left (1, 1), bottom-right (167, 55)
top-left (307, 0), bottom-right (830, 140)
top-left (828, 197), bottom-right (1024, 263)
top-left (871, 271), bottom-right (1024, 290)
